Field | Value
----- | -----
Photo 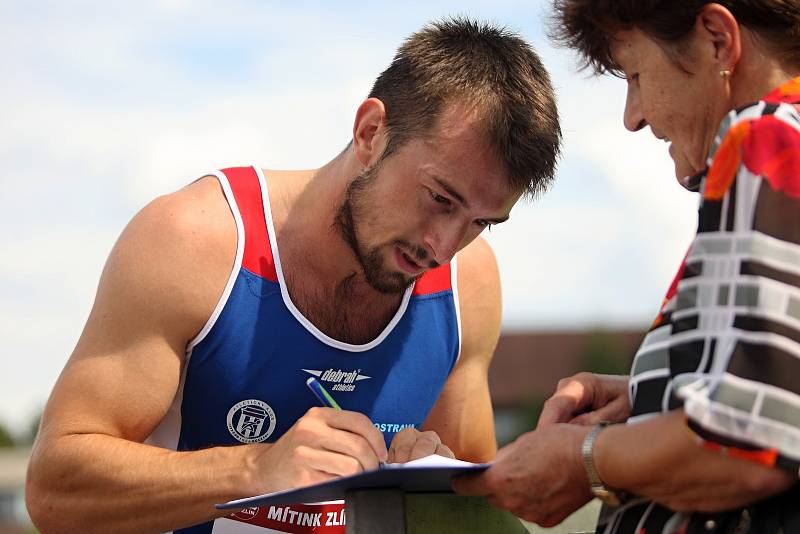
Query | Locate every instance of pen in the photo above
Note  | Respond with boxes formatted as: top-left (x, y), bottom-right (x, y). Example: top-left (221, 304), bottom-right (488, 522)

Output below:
top-left (306, 376), bottom-right (342, 410)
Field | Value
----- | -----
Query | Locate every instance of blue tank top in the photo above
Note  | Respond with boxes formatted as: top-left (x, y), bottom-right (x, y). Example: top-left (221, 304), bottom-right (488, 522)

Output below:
top-left (147, 166), bottom-right (461, 534)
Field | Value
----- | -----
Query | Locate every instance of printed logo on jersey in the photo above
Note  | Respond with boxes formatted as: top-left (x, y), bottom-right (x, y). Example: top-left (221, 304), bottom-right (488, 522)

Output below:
top-left (373, 422), bottom-right (418, 434)
top-left (227, 399), bottom-right (277, 443)
top-left (302, 368), bottom-right (371, 392)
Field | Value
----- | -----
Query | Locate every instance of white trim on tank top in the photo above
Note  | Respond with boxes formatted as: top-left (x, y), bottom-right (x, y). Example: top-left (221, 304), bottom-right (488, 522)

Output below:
top-left (147, 170), bottom-right (246, 520)
top-left (450, 254), bottom-right (462, 363)
top-left (186, 171), bottom-right (247, 351)
top-left (255, 165), bottom-right (430, 353)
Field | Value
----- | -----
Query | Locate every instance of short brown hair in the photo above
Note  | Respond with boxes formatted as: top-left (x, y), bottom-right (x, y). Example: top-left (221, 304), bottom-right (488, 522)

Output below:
top-left (550, 0), bottom-right (800, 77)
top-left (368, 17), bottom-right (561, 198)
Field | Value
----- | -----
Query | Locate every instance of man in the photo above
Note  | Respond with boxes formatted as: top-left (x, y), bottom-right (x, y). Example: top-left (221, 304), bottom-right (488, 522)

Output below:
top-left (26, 17), bottom-right (561, 534)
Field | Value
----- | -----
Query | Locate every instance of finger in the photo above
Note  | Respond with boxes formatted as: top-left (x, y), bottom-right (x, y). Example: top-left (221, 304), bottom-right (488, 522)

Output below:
top-left (492, 443), bottom-right (514, 463)
top-left (388, 428), bottom-right (419, 464)
top-left (292, 409), bottom-right (383, 469)
top-left (451, 472), bottom-right (489, 496)
top-left (408, 431), bottom-right (442, 462)
top-left (605, 394), bottom-right (632, 421)
top-left (537, 395), bottom-right (580, 427)
top-left (568, 412), bottom-right (602, 426)
top-left (538, 378), bottom-right (594, 427)
top-left (300, 446), bottom-right (368, 479)
top-left (598, 374), bottom-right (630, 397)
top-left (320, 427), bottom-right (384, 471)
top-left (570, 396), bottom-right (630, 426)
top-left (435, 443), bottom-right (455, 459)
top-left (317, 408), bottom-right (388, 462)
top-left (484, 494), bottom-right (505, 511)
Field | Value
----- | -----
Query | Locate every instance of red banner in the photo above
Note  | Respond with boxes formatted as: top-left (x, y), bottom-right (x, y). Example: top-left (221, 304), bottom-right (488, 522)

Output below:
top-left (228, 502), bottom-right (346, 533)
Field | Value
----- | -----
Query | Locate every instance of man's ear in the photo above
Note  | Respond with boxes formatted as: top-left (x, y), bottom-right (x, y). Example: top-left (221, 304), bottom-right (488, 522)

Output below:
top-left (697, 3), bottom-right (742, 71)
top-left (352, 98), bottom-right (388, 167)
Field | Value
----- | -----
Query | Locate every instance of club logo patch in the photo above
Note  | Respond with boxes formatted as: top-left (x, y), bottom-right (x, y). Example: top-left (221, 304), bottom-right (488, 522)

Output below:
top-left (227, 399), bottom-right (276, 443)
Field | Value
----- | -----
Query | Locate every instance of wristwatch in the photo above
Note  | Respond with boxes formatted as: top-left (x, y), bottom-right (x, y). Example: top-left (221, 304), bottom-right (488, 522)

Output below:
top-left (581, 421), bottom-right (627, 507)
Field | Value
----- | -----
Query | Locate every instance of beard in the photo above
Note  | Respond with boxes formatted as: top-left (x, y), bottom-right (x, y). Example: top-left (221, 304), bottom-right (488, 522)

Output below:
top-left (333, 165), bottom-right (437, 295)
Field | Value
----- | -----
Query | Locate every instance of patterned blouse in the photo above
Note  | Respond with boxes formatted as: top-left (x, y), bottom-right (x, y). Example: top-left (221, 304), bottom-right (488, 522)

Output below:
top-left (600, 76), bottom-right (800, 534)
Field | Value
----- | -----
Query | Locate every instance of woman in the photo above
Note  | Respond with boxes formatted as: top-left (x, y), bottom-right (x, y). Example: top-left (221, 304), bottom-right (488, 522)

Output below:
top-left (454, 2), bottom-right (800, 533)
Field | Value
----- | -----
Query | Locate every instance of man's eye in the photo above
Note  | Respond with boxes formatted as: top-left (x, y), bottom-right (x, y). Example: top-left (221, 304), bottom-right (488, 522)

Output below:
top-left (476, 220), bottom-right (493, 230)
top-left (430, 190), bottom-right (450, 205)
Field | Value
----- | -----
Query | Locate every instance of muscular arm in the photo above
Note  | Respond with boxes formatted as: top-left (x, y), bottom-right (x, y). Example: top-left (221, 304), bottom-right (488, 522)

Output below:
top-left (26, 177), bottom-right (386, 533)
top-left (26, 178), bottom-right (245, 532)
top-left (421, 236), bottom-right (499, 462)
top-left (25, 178), bottom-right (259, 533)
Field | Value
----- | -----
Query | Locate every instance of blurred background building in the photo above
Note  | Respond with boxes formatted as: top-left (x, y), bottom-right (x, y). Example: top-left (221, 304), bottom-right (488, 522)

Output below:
top-left (490, 329), bottom-right (644, 445)
top-left (0, 434), bottom-right (35, 532)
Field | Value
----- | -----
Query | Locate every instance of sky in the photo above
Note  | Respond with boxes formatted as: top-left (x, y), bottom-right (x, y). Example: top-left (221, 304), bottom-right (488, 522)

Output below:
top-left (0, 0), bottom-right (699, 435)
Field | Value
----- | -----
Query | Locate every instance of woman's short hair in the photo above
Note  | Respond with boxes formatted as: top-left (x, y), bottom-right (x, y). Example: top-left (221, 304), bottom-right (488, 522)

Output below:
top-left (550, 0), bottom-right (800, 76)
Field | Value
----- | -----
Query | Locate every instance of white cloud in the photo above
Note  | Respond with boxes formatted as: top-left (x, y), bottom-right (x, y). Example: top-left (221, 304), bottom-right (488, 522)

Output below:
top-left (0, 226), bottom-right (117, 434)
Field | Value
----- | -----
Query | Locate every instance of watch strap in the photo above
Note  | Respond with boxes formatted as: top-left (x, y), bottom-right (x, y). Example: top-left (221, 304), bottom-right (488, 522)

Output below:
top-left (581, 421), bottom-right (625, 507)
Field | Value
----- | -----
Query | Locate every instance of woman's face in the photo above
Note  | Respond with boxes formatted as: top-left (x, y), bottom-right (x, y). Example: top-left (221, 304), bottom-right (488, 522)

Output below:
top-left (610, 28), bottom-right (730, 183)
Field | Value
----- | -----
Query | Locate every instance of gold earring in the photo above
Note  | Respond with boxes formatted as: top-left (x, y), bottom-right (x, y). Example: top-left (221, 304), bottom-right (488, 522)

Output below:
top-left (720, 69), bottom-right (731, 79)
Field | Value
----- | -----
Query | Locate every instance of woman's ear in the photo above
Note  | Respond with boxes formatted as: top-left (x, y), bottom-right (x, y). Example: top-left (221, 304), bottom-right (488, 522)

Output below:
top-left (352, 98), bottom-right (388, 167)
top-left (697, 3), bottom-right (742, 71)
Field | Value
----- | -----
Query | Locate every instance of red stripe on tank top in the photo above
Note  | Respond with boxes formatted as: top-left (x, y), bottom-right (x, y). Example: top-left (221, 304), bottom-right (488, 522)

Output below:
top-left (222, 167), bottom-right (279, 282)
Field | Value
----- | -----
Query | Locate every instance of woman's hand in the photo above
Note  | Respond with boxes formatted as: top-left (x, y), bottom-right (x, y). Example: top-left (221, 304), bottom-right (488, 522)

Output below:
top-left (537, 373), bottom-right (630, 427)
top-left (452, 423), bottom-right (593, 527)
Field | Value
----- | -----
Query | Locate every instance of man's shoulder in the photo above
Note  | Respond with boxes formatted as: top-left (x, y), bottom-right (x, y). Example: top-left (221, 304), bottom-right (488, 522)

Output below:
top-left (451, 237), bottom-right (502, 361)
top-left (136, 175), bottom-right (237, 255)
top-left (110, 175), bottom-right (238, 323)
top-left (74, 175), bottom-right (239, 352)
top-left (456, 237), bottom-right (499, 290)
top-left (455, 237), bottom-right (501, 321)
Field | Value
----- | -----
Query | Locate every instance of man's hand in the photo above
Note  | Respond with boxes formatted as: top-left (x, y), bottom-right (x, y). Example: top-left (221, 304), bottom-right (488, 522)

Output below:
top-left (252, 407), bottom-right (388, 493)
top-left (538, 373), bottom-right (630, 427)
top-left (452, 424), bottom-right (592, 527)
top-left (388, 428), bottom-right (454, 463)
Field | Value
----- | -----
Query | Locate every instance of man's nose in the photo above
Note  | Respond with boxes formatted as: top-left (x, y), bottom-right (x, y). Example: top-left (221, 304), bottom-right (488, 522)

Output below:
top-left (423, 220), bottom-right (468, 264)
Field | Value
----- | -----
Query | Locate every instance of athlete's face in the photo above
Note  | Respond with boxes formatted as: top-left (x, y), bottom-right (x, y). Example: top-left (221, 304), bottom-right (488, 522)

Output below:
top-left (336, 104), bottom-right (521, 294)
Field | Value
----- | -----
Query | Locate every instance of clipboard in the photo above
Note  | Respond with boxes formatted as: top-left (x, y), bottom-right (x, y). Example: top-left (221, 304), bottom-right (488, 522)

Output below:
top-left (216, 454), bottom-right (489, 509)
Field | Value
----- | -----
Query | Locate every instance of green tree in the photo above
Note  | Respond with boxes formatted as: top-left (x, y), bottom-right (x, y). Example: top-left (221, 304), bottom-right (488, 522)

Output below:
top-left (21, 411), bottom-right (42, 446)
top-left (581, 330), bottom-right (632, 375)
top-left (519, 394), bottom-right (547, 432)
top-left (0, 421), bottom-right (15, 447)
